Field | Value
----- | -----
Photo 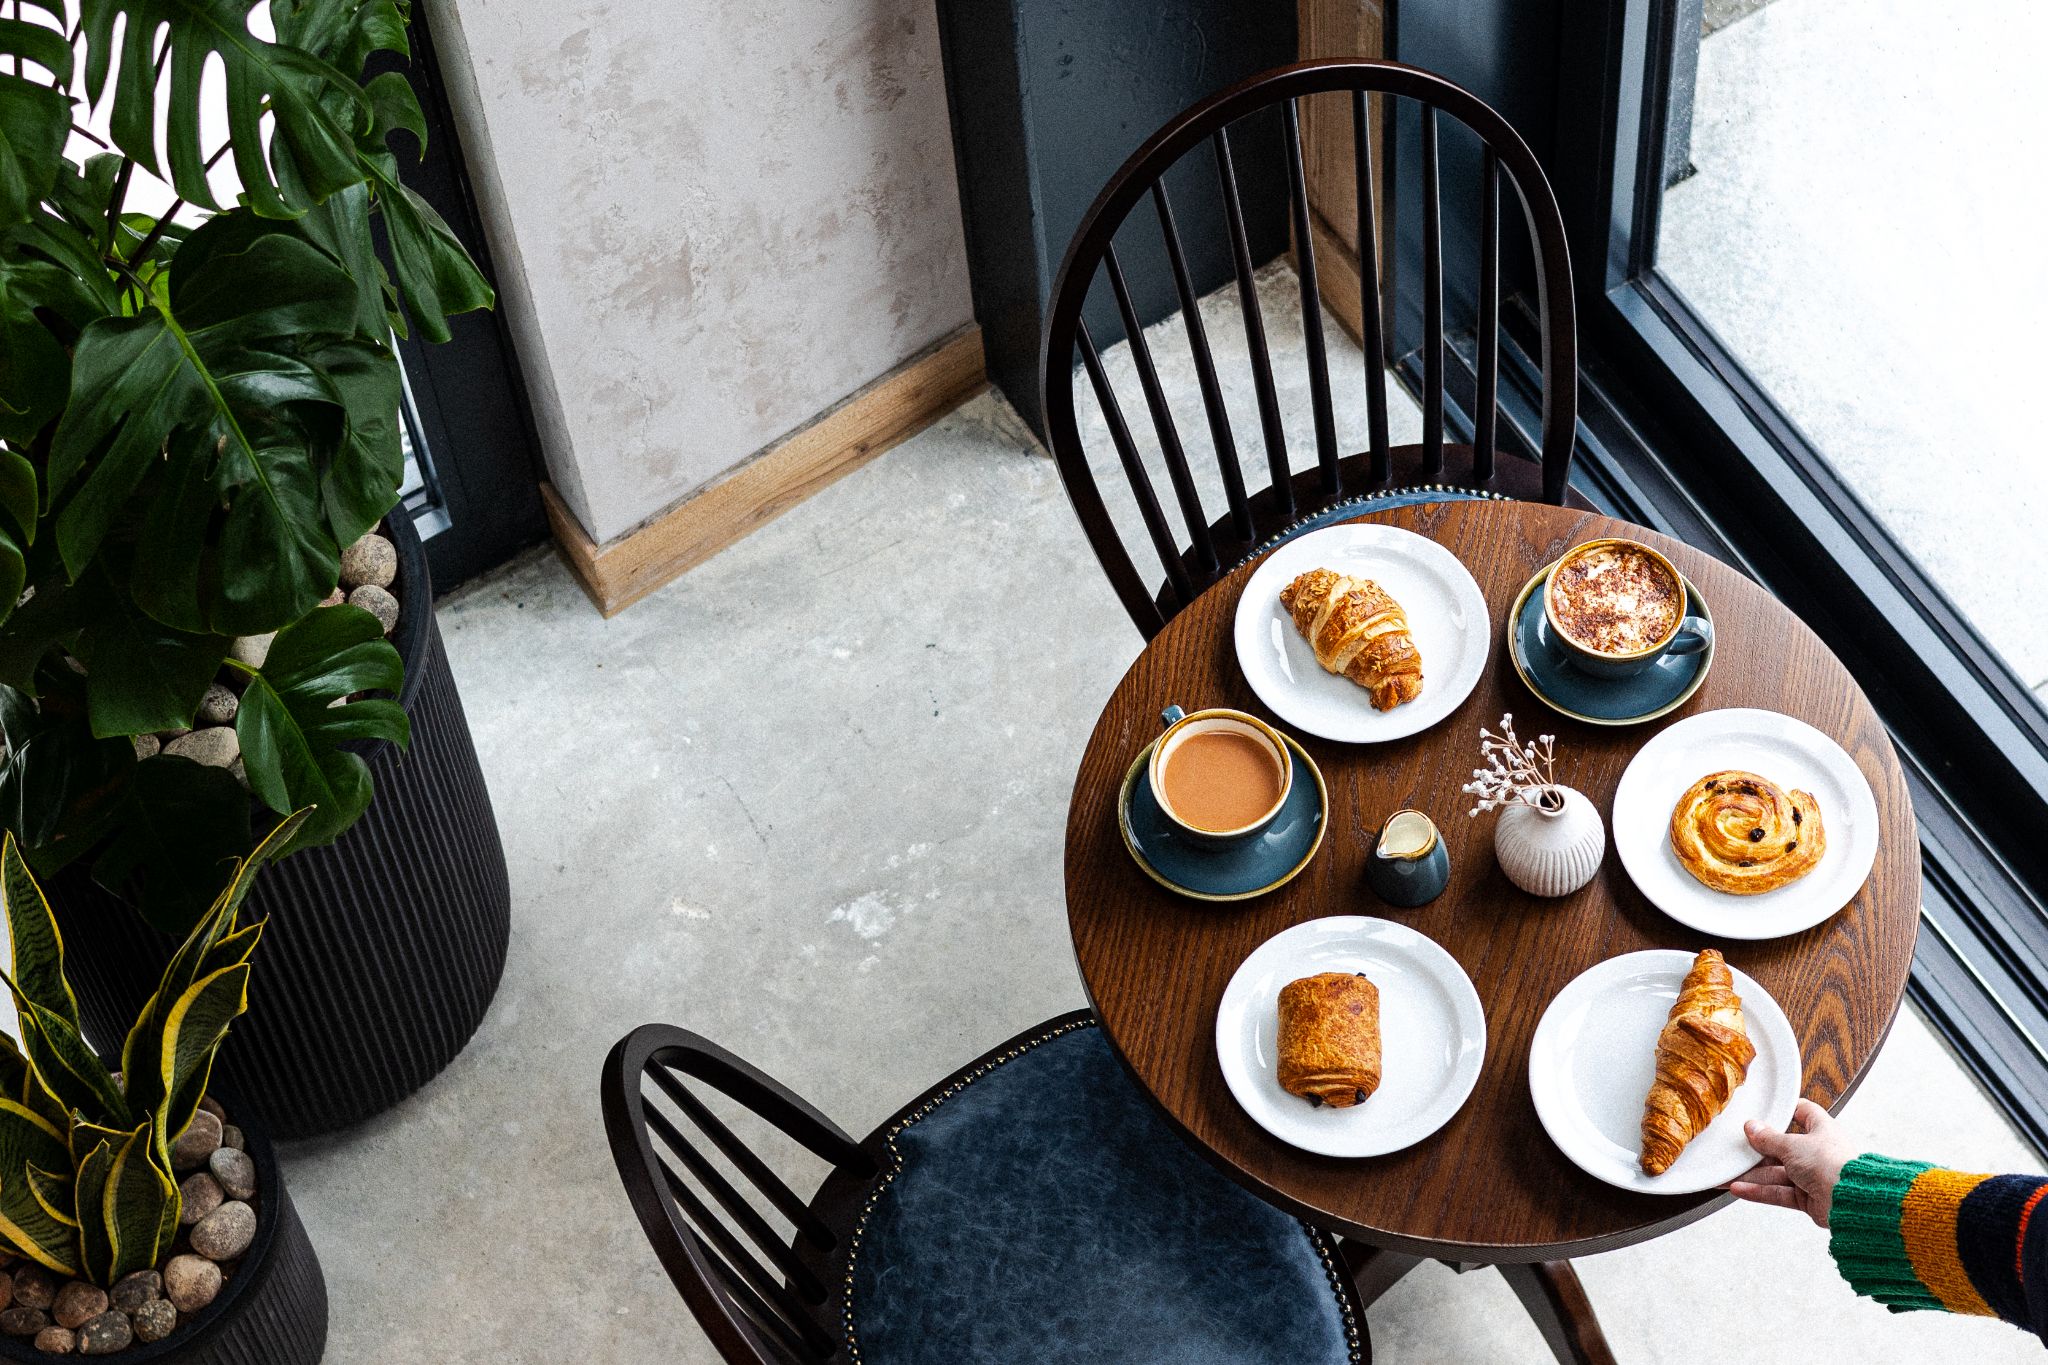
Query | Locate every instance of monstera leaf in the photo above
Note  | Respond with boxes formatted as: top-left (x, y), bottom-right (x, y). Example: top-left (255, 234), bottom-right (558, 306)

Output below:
top-left (46, 213), bottom-right (380, 635)
top-left (233, 605), bottom-right (408, 849)
top-left (0, 6), bottom-right (71, 229)
top-left (76, 0), bottom-right (374, 218)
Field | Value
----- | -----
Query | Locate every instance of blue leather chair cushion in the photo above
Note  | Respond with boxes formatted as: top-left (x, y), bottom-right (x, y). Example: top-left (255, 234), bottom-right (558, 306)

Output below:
top-left (844, 1022), bottom-right (1360, 1365)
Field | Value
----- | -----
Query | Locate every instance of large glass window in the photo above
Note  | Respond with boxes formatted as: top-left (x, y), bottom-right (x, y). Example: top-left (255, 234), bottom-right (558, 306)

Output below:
top-left (1654, 0), bottom-right (2048, 705)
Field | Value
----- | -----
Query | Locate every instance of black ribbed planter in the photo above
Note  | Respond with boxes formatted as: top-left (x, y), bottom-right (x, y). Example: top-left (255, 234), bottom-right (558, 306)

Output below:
top-left (52, 512), bottom-right (512, 1139)
top-left (0, 1121), bottom-right (327, 1365)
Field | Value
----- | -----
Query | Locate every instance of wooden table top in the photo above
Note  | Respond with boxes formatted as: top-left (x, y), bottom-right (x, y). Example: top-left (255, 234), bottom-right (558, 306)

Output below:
top-left (1064, 499), bottom-right (1919, 1262)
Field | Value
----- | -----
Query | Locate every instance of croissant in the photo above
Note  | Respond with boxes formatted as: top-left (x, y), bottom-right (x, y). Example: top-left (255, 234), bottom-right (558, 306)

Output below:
top-left (1669, 770), bottom-right (1825, 895)
top-left (1277, 568), bottom-right (1423, 711)
top-left (1639, 949), bottom-right (1756, 1175)
top-left (1277, 972), bottom-right (1382, 1108)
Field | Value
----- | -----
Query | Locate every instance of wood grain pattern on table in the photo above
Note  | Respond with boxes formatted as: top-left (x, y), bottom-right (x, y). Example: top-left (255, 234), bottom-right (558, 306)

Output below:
top-left (1064, 498), bottom-right (1918, 1260)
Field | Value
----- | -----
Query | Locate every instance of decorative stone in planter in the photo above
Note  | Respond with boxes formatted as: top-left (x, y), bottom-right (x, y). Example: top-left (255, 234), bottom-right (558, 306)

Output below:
top-left (0, 1117), bottom-right (326, 1365)
top-left (53, 511), bottom-right (512, 1139)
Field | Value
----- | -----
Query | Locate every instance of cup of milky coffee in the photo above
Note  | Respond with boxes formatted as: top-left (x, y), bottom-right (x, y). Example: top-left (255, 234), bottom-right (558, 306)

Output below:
top-left (1149, 705), bottom-right (1294, 846)
top-left (1543, 538), bottom-right (1713, 680)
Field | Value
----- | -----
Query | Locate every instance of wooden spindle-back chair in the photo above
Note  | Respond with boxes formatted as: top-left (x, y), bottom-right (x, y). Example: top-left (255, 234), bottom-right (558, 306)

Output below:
top-left (1040, 59), bottom-right (1580, 639)
top-left (603, 1014), bottom-right (1371, 1364)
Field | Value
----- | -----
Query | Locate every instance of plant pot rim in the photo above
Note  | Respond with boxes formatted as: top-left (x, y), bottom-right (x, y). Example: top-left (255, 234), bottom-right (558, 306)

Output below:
top-left (385, 507), bottom-right (433, 713)
top-left (0, 1114), bottom-right (287, 1364)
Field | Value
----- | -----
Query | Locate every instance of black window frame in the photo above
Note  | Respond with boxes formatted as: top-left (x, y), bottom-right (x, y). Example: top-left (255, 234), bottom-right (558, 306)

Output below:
top-left (1392, 0), bottom-right (2048, 1150)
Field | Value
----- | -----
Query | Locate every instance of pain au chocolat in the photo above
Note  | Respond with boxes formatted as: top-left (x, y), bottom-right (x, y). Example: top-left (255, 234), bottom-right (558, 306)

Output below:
top-left (1277, 972), bottom-right (1382, 1108)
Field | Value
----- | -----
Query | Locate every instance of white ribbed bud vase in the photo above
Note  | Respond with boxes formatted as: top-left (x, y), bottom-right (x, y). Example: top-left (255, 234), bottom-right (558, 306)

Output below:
top-left (1493, 786), bottom-right (1605, 897)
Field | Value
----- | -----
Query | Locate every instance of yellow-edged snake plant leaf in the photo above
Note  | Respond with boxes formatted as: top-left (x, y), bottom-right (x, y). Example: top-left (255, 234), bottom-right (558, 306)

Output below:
top-left (100, 1123), bottom-right (177, 1281)
top-left (0, 1098), bottom-right (77, 1275)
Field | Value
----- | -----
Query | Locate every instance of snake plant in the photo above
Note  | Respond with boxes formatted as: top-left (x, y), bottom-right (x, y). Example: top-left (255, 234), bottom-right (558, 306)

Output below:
top-left (0, 810), bottom-right (303, 1284)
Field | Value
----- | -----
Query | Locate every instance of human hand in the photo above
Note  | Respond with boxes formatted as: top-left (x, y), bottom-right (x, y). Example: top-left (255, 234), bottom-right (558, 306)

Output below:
top-left (1726, 1098), bottom-right (1858, 1228)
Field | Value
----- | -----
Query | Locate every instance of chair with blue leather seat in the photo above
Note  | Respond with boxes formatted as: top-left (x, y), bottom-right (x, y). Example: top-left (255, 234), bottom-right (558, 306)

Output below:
top-left (601, 1009), bottom-right (1370, 1363)
top-left (1040, 59), bottom-right (1588, 639)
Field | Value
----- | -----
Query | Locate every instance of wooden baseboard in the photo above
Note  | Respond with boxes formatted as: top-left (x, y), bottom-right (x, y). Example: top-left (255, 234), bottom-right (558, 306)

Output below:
top-left (544, 324), bottom-right (986, 616)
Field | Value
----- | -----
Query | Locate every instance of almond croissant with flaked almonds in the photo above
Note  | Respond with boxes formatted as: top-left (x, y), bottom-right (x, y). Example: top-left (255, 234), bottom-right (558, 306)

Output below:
top-left (1639, 948), bottom-right (1756, 1176)
top-left (1278, 568), bottom-right (1423, 711)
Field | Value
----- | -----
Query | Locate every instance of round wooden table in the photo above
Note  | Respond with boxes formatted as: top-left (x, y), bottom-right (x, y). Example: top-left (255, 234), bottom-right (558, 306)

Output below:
top-left (1064, 500), bottom-right (1919, 1358)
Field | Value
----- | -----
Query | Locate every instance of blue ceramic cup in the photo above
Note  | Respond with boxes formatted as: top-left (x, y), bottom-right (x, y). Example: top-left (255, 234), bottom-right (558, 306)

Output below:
top-left (1149, 705), bottom-right (1294, 848)
top-left (1365, 809), bottom-right (1451, 908)
top-left (1543, 538), bottom-right (1712, 681)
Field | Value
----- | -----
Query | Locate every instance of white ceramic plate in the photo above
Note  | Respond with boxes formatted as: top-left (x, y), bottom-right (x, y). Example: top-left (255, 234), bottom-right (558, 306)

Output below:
top-left (1232, 523), bottom-right (1490, 743)
top-left (1528, 949), bottom-right (1800, 1194)
top-left (1611, 707), bottom-right (1880, 940)
top-left (1215, 915), bottom-right (1485, 1157)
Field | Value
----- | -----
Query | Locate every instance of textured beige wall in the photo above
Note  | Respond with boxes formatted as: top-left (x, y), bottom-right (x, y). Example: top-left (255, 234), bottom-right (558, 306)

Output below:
top-left (424, 0), bottom-right (974, 546)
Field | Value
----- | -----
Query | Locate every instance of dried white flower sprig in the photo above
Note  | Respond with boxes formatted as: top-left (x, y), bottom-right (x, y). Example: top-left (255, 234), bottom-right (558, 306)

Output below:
top-left (1462, 713), bottom-right (1559, 815)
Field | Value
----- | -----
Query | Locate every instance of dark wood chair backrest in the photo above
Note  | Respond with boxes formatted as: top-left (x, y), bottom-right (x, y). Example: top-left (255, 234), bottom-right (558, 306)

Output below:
top-left (1040, 59), bottom-right (1579, 638)
top-left (601, 1023), bottom-right (876, 1364)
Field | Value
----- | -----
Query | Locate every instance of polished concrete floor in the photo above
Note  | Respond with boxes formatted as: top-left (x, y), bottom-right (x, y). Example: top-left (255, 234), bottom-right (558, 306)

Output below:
top-left (281, 380), bottom-right (2042, 1361)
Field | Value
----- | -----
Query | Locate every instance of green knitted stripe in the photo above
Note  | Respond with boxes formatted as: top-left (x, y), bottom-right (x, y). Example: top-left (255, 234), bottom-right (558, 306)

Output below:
top-left (1829, 1154), bottom-right (1944, 1312)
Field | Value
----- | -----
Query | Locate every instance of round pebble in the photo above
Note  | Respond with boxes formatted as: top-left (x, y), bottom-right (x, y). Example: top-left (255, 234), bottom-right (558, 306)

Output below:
top-left (219, 1124), bottom-right (244, 1152)
top-left (339, 533), bottom-right (398, 590)
top-left (130, 1298), bottom-right (176, 1343)
top-left (75, 1311), bottom-right (131, 1355)
top-left (348, 583), bottom-right (400, 634)
top-left (108, 1270), bottom-right (158, 1314)
top-left (12, 1266), bottom-right (54, 1310)
top-left (197, 1097), bottom-right (226, 1123)
top-left (229, 756), bottom-right (249, 792)
top-left (161, 1257), bottom-right (220, 1314)
top-left (50, 1282), bottom-right (104, 1329)
top-left (170, 1110), bottom-right (222, 1170)
top-left (130, 733), bottom-right (160, 761)
top-left (0, 1269), bottom-right (12, 1312)
top-left (208, 1147), bottom-right (256, 1201)
top-left (164, 727), bottom-right (239, 770)
top-left (190, 1201), bottom-right (255, 1261)
top-left (0, 1305), bottom-right (47, 1336)
top-left (196, 683), bottom-right (239, 725)
top-left (227, 633), bottom-right (274, 668)
top-left (178, 1171), bottom-right (224, 1226)
top-left (31, 1324), bottom-right (72, 1354)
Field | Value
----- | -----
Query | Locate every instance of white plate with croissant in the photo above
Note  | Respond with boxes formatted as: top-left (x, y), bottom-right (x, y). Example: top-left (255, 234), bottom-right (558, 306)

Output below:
top-left (1611, 708), bottom-right (1881, 940)
top-left (1234, 524), bottom-right (1490, 743)
top-left (1528, 948), bottom-right (1800, 1194)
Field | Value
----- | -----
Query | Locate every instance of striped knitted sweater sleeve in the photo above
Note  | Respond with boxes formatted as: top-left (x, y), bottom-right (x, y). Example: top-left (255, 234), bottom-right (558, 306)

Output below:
top-left (1829, 1153), bottom-right (2048, 1341)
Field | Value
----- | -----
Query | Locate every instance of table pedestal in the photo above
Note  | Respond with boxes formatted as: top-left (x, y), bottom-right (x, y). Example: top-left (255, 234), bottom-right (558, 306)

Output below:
top-left (1342, 1243), bottom-right (1617, 1365)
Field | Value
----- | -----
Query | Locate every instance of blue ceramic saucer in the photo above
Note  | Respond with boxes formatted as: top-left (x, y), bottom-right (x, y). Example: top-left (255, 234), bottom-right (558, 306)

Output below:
top-left (1117, 734), bottom-right (1327, 902)
top-left (1507, 560), bottom-right (1714, 726)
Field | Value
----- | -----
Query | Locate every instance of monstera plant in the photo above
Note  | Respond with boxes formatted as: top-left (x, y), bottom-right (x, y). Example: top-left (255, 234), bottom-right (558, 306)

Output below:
top-left (0, 0), bottom-right (492, 936)
top-left (0, 813), bottom-right (300, 1282)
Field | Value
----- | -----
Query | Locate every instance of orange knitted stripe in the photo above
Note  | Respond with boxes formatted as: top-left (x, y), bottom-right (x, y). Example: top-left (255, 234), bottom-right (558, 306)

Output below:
top-left (2014, 1184), bottom-right (2048, 1282)
top-left (1901, 1168), bottom-right (1997, 1316)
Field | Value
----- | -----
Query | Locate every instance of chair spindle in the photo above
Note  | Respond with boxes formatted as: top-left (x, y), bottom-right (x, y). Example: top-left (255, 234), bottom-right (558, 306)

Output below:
top-left (1420, 104), bottom-right (1444, 477)
top-left (1212, 126), bottom-right (1293, 521)
top-left (640, 1099), bottom-right (827, 1303)
top-left (1283, 99), bottom-right (1339, 496)
top-left (1151, 181), bottom-right (1253, 541)
top-left (1104, 245), bottom-right (1218, 572)
top-left (1352, 88), bottom-right (1391, 485)
top-left (1078, 320), bottom-right (1196, 606)
top-left (1474, 146), bottom-right (1499, 483)
top-left (648, 1062), bottom-right (831, 1249)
